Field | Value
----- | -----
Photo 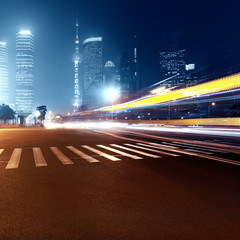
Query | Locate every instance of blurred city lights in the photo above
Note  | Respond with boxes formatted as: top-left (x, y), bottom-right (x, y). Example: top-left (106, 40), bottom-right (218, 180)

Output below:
top-left (19, 30), bottom-right (31, 35)
top-left (105, 87), bottom-right (119, 101)
top-left (100, 72), bottom-right (240, 112)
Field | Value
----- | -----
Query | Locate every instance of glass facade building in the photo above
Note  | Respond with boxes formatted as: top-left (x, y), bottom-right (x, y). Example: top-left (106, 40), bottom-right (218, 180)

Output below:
top-left (103, 61), bottom-right (120, 104)
top-left (159, 49), bottom-right (186, 88)
top-left (82, 37), bottom-right (103, 110)
top-left (0, 42), bottom-right (8, 104)
top-left (15, 31), bottom-right (34, 116)
top-left (120, 51), bottom-right (132, 102)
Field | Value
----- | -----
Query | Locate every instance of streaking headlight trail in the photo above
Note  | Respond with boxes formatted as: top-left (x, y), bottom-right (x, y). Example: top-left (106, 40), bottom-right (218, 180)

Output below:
top-left (99, 72), bottom-right (240, 112)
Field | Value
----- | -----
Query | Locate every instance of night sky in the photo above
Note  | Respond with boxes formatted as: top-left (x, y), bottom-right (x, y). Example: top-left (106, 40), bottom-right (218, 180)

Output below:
top-left (0, 0), bottom-right (239, 113)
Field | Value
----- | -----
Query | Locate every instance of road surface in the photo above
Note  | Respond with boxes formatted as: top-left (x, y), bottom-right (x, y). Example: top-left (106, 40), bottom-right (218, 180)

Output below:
top-left (0, 126), bottom-right (240, 240)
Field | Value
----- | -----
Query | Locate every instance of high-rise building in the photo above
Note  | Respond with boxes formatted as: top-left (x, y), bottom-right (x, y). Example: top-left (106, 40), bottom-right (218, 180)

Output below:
top-left (159, 49), bottom-right (186, 88)
top-left (72, 21), bottom-right (82, 111)
top-left (132, 35), bottom-right (141, 93)
top-left (158, 30), bottom-right (186, 89)
top-left (208, 40), bottom-right (232, 81)
top-left (185, 64), bottom-right (198, 87)
top-left (0, 42), bottom-right (8, 105)
top-left (82, 37), bottom-right (103, 110)
top-left (15, 30), bottom-right (34, 117)
top-left (104, 61), bottom-right (120, 88)
top-left (120, 51), bottom-right (132, 102)
top-left (103, 60), bottom-right (120, 104)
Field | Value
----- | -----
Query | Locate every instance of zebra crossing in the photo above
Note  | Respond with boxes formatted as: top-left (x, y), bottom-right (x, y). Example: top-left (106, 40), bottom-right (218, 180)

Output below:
top-left (0, 141), bottom-right (238, 169)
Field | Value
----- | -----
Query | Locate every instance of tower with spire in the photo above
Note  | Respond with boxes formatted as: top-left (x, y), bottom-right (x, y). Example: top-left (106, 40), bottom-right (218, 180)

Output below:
top-left (72, 20), bottom-right (82, 111)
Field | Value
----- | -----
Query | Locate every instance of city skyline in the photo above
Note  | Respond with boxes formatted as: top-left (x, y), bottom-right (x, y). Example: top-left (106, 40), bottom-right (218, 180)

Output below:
top-left (0, 0), bottom-right (239, 113)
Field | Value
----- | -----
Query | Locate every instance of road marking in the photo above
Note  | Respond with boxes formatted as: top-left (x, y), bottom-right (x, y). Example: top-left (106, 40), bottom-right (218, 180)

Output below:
top-left (146, 143), bottom-right (240, 166)
top-left (33, 148), bottom-right (48, 167)
top-left (111, 144), bottom-right (161, 158)
top-left (0, 149), bottom-right (4, 155)
top-left (97, 145), bottom-right (143, 160)
top-left (6, 148), bottom-right (22, 169)
top-left (95, 130), bottom-right (240, 166)
top-left (124, 143), bottom-right (180, 157)
top-left (66, 146), bottom-right (99, 163)
top-left (50, 147), bottom-right (74, 165)
top-left (137, 142), bottom-right (202, 156)
top-left (171, 142), bottom-right (227, 153)
top-left (160, 142), bottom-right (179, 148)
top-left (184, 149), bottom-right (213, 155)
top-left (110, 129), bottom-right (240, 154)
top-left (82, 145), bottom-right (121, 161)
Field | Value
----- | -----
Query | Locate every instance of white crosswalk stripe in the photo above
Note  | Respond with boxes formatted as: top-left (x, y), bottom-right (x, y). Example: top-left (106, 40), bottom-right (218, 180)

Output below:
top-left (124, 143), bottom-right (180, 157)
top-left (184, 148), bottom-right (213, 155)
top-left (170, 142), bottom-right (227, 153)
top-left (0, 149), bottom-right (4, 155)
top-left (66, 146), bottom-right (99, 163)
top-left (82, 145), bottom-right (121, 161)
top-left (33, 147), bottom-right (48, 167)
top-left (6, 148), bottom-right (22, 169)
top-left (97, 145), bottom-right (143, 160)
top-left (50, 147), bottom-right (74, 165)
top-left (2, 140), bottom-right (236, 170)
top-left (111, 144), bottom-right (161, 158)
top-left (136, 142), bottom-right (197, 156)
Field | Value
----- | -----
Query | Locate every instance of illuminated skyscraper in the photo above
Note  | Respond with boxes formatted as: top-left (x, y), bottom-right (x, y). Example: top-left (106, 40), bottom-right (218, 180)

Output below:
top-left (159, 49), bottom-right (186, 88)
top-left (82, 37), bottom-right (103, 110)
top-left (159, 30), bottom-right (186, 88)
top-left (0, 42), bottom-right (8, 104)
top-left (103, 60), bottom-right (120, 103)
top-left (120, 51), bottom-right (132, 102)
top-left (132, 35), bottom-right (141, 93)
top-left (104, 61), bottom-right (120, 88)
top-left (72, 21), bottom-right (82, 111)
top-left (15, 30), bottom-right (34, 117)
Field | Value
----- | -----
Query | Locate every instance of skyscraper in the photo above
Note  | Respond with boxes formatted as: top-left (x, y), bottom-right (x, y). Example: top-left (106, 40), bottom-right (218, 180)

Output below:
top-left (120, 51), bottom-right (132, 102)
top-left (104, 61), bottom-right (120, 88)
top-left (159, 49), bottom-right (186, 88)
top-left (103, 60), bottom-right (120, 103)
top-left (208, 39), bottom-right (232, 81)
top-left (72, 21), bottom-right (82, 111)
top-left (15, 30), bottom-right (34, 117)
top-left (82, 37), bottom-right (103, 110)
top-left (0, 42), bottom-right (8, 105)
top-left (159, 30), bottom-right (186, 89)
top-left (132, 35), bottom-right (141, 93)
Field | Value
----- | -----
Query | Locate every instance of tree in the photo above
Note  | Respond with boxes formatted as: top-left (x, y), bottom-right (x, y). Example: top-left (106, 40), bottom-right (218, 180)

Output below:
top-left (36, 105), bottom-right (47, 125)
top-left (0, 104), bottom-right (15, 123)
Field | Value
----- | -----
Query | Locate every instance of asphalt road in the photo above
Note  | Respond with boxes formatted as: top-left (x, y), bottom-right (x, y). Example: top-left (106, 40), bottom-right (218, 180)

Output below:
top-left (0, 127), bottom-right (240, 240)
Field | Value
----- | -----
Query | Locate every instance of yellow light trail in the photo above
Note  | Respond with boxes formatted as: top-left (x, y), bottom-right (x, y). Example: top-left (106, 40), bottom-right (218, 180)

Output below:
top-left (100, 72), bottom-right (240, 112)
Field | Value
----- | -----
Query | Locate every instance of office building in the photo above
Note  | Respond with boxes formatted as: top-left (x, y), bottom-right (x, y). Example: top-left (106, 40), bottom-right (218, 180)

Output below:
top-left (82, 37), bottom-right (103, 110)
top-left (104, 61), bottom-right (120, 89)
top-left (185, 64), bottom-right (198, 87)
top-left (103, 60), bottom-right (120, 104)
top-left (159, 49), bottom-right (186, 88)
top-left (132, 35), bottom-right (141, 92)
top-left (208, 40), bottom-right (232, 81)
top-left (0, 42), bottom-right (8, 104)
top-left (15, 30), bottom-right (34, 117)
top-left (120, 51), bottom-right (132, 102)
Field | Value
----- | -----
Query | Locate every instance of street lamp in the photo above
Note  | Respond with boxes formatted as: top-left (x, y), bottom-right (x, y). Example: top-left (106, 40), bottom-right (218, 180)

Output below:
top-left (208, 102), bottom-right (215, 117)
top-left (105, 87), bottom-right (119, 120)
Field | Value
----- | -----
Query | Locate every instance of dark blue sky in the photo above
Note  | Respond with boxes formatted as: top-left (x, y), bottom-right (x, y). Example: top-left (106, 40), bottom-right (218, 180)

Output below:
top-left (0, 0), bottom-right (239, 113)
